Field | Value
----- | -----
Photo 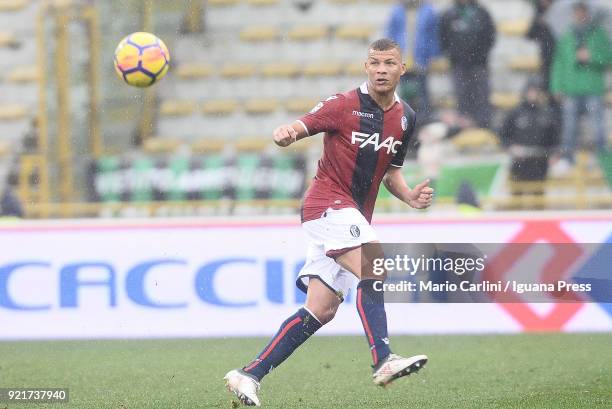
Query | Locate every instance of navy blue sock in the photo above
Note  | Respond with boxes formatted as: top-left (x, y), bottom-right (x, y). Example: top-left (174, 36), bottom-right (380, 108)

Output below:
top-left (243, 308), bottom-right (322, 381)
top-left (356, 279), bottom-right (391, 366)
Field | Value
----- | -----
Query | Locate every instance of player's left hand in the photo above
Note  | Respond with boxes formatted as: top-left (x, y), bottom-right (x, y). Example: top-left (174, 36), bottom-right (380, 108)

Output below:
top-left (407, 179), bottom-right (434, 209)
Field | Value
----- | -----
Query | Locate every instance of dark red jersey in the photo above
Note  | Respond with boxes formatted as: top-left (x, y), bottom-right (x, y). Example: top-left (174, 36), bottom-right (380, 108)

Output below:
top-left (298, 82), bottom-right (417, 224)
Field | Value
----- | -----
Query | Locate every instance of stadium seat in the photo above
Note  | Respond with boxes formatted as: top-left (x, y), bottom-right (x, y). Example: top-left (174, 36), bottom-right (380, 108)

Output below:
top-left (302, 61), bottom-right (342, 77)
top-left (287, 26), bottom-right (328, 42)
top-left (208, 0), bottom-right (240, 6)
top-left (285, 97), bottom-right (319, 114)
top-left (202, 99), bottom-right (238, 116)
top-left (335, 24), bottom-right (374, 41)
top-left (0, 31), bottom-right (18, 48)
top-left (343, 62), bottom-right (365, 76)
top-left (452, 128), bottom-right (500, 151)
top-left (491, 92), bottom-right (521, 110)
top-left (260, 62), bottom-right (300, 77)
top-left (245, 0), bottom-right (279, 5)
top-left (239, 26), bottom-right (278, 42)
top-left (0, 0), bottom-right (29, 12)
top-left (0, 138), bottom-right (10, 156)
top-left (244, 98), bottom-right (278, 115)
top-left (191, 138), bottom-right (226, 154)
top-left (497, 19), bottom-right (529, 37)
top-left (5, 65), bottom-right (38, 83)
top-left (429, 58), bottom-right (449, 74)
top-left (142, 137), bottom-right (182, 154)
top-left (160, 100), bottom-right (197, 117)
top-left (507, 56), bottom-right (540, 72)
top-left (235, 137), bottom-right (269, 152)
top-left (606, 92), bottom-right (612, 106)
top-left (221, 64), bottom-right (255, 78)
top-left (0, 103), bottom-right (28, 120)
top-left (176, 63), bottom-right (212, 80)
top-left (329, 0), bottom-right (358, 4)
top-left (432, 95), bottom-right (456, 109)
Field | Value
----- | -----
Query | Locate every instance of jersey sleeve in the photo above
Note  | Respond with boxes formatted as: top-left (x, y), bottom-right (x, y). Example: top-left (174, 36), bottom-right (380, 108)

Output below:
top-left (390, 109), bottom-right (417, 168)
top-left (297, 94), bottom-right (345, 136)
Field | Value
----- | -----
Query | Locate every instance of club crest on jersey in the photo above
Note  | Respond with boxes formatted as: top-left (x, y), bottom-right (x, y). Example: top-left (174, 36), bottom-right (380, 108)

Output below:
top-left (351, 131), bottom-right (402, 154)
top-left (401, 116), bottom-right (408, 131)
top-left (350, 225), bottom-right (360, 238)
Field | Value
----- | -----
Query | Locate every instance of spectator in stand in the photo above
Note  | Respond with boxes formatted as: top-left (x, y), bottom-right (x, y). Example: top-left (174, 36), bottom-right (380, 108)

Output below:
top-left (439, 0), bottom-right (496, 129)
top-left (526, 0), bottom-right (557, 89)
top-left (550, 1), bottom-right (612, 175)
top-left (500, 77), bottom-right (560, 195)
top-left (1, 173), bottom-right (24, 218)
top-left (385, 0), bottom-right (440, 121)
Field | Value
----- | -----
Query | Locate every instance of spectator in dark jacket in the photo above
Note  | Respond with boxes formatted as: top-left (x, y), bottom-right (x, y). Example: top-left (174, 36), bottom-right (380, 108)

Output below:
top-left (526, 0), bottom-right (556, 89)
top-left (1, 177), bottom-right (24, 218)
top-left (500, 77), bottom-right (560, 193)
top-left (439, 0), bottom-right (496, 128)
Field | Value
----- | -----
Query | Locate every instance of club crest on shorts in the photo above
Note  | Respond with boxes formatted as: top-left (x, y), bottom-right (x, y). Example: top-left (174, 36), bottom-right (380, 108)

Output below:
top-left (350, 225), bottom-right (360, 238)
top-left (401, 116), bottom-right (408, 131)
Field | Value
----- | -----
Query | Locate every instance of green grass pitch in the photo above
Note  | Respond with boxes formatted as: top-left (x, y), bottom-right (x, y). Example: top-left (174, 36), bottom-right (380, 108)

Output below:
top-left (1, 333), bottom-right (610, 408)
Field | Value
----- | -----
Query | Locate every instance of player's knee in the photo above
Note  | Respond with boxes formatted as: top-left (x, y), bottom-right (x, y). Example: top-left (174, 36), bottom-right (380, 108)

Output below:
top-left (306, 304), bottom-right (337, 325)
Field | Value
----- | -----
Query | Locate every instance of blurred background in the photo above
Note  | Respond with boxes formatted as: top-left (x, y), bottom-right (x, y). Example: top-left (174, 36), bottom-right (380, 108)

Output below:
top-left (0, 0), bottom-right (610, 220)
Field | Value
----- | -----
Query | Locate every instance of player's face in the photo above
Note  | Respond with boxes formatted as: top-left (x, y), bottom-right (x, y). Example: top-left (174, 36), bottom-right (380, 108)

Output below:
top-left (365, 48), bottom-right (405, 95)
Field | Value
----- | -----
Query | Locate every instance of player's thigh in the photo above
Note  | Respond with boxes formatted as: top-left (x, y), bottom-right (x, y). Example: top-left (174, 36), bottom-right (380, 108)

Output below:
top-left (305, 277), bottom-right (342, 325)
top-left (335, 240), bottom-right (386, 280)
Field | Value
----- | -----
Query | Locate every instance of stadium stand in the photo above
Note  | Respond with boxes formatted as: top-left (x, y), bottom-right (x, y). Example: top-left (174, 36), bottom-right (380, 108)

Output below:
top-left (0, 0), bottom-right (609, 217)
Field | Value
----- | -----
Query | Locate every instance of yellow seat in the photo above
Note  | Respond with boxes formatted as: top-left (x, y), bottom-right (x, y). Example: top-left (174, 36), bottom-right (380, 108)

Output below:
top-left (336, 24), bottom-right (373, 41)
top-left (202, 99), bottom-right (238, 116)
top-left (0, 0), bottom-right (29, 12)
top-left (492, 92), bottom-right (521, 110)
top-left (0, 139), bottom-right (10, 156)
top-left (344, 62), bottom-right (364, 76)
top-left (244, 98), bottom-right (278, 115)
top-left (0, 104), bottom-right (28, 120)
top-left (329, 0), bottom-right (358, 4)
top-left (176, 63), bottom-right (212, 79)
top-left (260, 62), bottom-right (300, 77)
top-left (497, 19), bottom-right (529, 37)
top-left (0, 31), bottom-right (18, 48)
top-left (221, 64), bottom-right (255, 78)
top-left (142, 137), bottom-right (182, 154)
top-left (302, 61), bottom-right (342, 77)
top-left (508, 56), bottom-right (541, 72)
top-left (245, 0), bottom-right (279, 5)
top-left (239, 26), bottom-right (278, 42)
top-left (286, 97), bottom-right (320, 114)
top-left (429, 58), bottom-right (449, 74)
top-left (208, 0), bottom-right (240, 6)
top-left (287, 25), bottom-right (328, 42)
top-left (452, 128), bottom-right (499, 150)
top-left (191, 138), bottom-right (226, 154)
top-left (235, 137), bottom-right (269, 152)
top-left (6, 65), bottom-right (39, 83)
top-left (160, 100), bottom-right (196, 117)
top-left (606, 92), bottom-right (612, 106)
top-left (432, 96), bottom-right (456, 109)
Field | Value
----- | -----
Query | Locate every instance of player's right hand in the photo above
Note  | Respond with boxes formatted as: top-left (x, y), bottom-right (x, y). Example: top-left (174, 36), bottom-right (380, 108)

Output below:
top-left (273, 125), bottom-right (297, 147)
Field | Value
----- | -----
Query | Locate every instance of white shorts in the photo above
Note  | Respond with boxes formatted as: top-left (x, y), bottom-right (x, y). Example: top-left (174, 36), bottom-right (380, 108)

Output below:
top-left (296, 207), bottom-right (378, 301)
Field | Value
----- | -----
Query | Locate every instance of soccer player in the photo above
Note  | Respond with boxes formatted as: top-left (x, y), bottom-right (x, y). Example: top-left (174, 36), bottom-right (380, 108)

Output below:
top-left (224, 38), bottom-right (434, 406)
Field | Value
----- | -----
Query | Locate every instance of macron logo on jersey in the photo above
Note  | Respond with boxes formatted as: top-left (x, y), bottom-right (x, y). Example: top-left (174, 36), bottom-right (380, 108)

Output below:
top-left (352, 110), bottom-right (374, 119)
top-left (351, 131), bottom-right (402, 154)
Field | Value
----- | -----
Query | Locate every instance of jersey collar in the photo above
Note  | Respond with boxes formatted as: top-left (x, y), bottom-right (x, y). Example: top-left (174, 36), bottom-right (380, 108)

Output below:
top-left (360, 82), bottom-right (400, 103)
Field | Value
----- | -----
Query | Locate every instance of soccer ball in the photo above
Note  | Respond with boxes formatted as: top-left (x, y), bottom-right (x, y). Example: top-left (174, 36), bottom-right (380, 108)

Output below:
top-left (114, 32), bottom-right (170, 88)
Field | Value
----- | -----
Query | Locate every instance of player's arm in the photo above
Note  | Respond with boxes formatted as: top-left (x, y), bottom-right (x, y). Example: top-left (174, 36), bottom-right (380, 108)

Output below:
top-left (383, 167), bottom-right (433, 209)
top-left (272, 121), bottom-right (309, 148)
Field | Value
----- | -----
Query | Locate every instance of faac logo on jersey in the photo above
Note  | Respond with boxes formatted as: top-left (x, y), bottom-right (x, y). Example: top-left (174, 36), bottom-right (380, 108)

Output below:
top-left (351, 131), bottom-right (402, 154)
